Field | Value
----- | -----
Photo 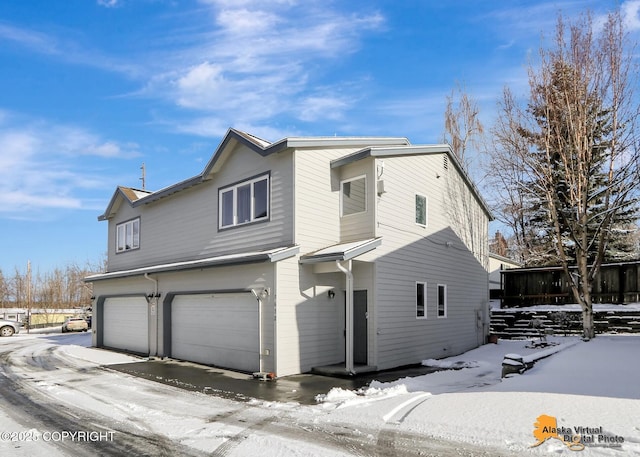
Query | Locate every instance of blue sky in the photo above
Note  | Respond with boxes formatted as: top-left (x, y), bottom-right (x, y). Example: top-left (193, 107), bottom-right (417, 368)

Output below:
top-left (1, 0), bottom-right (638, 274)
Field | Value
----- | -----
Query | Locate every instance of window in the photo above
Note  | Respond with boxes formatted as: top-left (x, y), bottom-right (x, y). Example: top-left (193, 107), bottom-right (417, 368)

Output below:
top-left (341, 176), bottom-right (366, 216)
top-left (219, 174), bottom-right (270, 229)
top-left (116, 218), bottom-right (140, 252)
top-left (437, 284), bottom-right (447, 318)
top-left (415, 194), bottom-right (427, 226)
top-left (416, 282), bottom-right (427, 318)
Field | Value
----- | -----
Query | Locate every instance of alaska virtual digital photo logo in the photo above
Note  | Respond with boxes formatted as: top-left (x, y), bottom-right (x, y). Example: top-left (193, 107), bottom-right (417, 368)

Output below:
top-left (531, 415), bottom-right (625, 451)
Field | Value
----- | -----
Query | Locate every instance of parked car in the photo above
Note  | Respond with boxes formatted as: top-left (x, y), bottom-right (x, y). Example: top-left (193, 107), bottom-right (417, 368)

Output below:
top-left (0, 319), bottom-right (21, 337)
top-left (62, 318), bottom-right (88, 333)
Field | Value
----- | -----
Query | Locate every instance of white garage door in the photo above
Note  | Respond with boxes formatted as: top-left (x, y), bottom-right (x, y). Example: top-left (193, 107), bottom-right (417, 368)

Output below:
top-left (171, 293), bottom-right (259, 373)
top-left (103, 296), bottom-right (149, 354)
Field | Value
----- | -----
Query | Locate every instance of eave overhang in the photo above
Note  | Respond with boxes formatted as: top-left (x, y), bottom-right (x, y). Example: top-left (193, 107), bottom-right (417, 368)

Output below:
top-left (84, 245), bottom-right (300, 282)
top-left (299, 238), bottom-right (381, 264)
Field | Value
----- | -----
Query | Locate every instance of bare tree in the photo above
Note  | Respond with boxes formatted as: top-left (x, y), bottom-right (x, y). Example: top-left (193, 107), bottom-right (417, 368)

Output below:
top-left (443, 83), bottom-right (485, 170)
top-left (497, 11), bottom-right (640, 339)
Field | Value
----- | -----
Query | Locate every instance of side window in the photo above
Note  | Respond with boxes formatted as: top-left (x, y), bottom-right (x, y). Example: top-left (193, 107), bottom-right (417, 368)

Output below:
top-left (116, 218), bottom-right (140, 252)
top-left (415, 194), bottom-right (427, 226)
top-left (219, 174), bottom-right (270, 229)
top-left (437, 284), bottom-right (447, 318)
top-left (341, 176), bottom-right (366, 216)
top-left (416, 282), bottom-right (427, 318)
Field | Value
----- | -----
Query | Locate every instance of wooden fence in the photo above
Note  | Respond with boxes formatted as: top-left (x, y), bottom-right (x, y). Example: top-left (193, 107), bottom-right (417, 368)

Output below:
top-left (500, 261), bottom-right (640, 307)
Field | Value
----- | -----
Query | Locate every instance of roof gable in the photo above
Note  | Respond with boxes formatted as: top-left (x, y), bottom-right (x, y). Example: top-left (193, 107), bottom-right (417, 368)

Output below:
top-left (97, 128), bottom-right (420, 220)
top-left (98, 186), bottom-right (151, 221)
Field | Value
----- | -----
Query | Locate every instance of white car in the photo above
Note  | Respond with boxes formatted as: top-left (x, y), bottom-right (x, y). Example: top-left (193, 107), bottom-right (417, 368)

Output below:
top-left (62, 318), bottom-right (89, 333)
top-left (0, 319), bottom-right (21, 337)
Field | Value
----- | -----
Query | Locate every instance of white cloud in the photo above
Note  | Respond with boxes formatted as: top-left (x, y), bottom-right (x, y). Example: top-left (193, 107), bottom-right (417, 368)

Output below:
top-left (142, 2), bottom-right (385, 131)
top-left (97, 0), bottom-right (120, 8)
top-left (622, 0), bottom-right (640, 31)
top-left (0, 23), bottom-right (58, 55)
top-left (0, 113), bottom-right (139, 215)
top-left (298, 95), bottom-right (349, 122)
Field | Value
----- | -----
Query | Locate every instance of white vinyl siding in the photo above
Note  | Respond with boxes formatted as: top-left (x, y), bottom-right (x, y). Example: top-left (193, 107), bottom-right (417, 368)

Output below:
top-left (275, 257), bottom-right (345, 376)
top-left (373, 153), bottom-right (490, 370)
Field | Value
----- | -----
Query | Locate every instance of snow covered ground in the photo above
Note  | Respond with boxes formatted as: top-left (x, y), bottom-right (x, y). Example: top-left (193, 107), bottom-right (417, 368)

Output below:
top-left (0, 331), bottom-right (638, 456)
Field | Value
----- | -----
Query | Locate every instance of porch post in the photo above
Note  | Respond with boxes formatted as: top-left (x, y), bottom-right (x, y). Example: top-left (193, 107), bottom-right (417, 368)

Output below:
top-left (336, 259), bottom-right (354, 374)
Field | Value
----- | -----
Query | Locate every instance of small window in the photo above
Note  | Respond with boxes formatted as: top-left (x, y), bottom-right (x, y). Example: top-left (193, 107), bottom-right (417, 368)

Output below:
top-left (437, 284), bottom-right (447, 318)
top-left (341, 176), bottom-right (366, 216)
top-left (415, 194), bottom-right (427, 226)
top-left (219, 174), bottom-right (270, 229)
top-left (116, 218), bottom-right (140, 252)
top-left (416, 282), bottom-right (427, 318)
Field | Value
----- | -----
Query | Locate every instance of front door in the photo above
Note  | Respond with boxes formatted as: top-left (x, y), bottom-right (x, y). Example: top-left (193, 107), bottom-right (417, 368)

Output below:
top-left (353, 290), bottom-right (368, 365)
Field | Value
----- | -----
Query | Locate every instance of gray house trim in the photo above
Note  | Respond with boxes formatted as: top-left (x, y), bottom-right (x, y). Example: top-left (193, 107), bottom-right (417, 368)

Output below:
top-left (299, 238), bottom-right (381, 264)
top-left (99, 129), bottom-right (412, 221)
top-left (86, 245), bottom-right (300, 281)
top-left (330, 144), bottom-right (452, 169)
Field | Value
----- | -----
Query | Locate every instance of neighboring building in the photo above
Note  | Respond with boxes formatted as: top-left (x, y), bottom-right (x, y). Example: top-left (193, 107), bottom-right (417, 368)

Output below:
top-left (86, 129), bottom-right (493, 377)
top-left (488, 253), bottom-right (522, 302)
top-left (0, 308), bottom-right (88, 328)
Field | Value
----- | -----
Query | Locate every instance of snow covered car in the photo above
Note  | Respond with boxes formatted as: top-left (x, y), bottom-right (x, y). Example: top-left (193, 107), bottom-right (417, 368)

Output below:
top-left (62, 318), bottom-right (89, 333)
top-left (0, 319), bottom-right (21, 337)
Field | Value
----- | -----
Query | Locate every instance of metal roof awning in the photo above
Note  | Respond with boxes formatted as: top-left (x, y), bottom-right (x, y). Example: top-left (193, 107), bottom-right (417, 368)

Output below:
top-left (85, 245), bottom-right (300, 282)
top-left (299, 238), bottom-right (381, 264)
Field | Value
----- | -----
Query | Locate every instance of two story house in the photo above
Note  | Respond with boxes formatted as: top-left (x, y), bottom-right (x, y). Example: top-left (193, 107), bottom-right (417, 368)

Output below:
top-left (86, 128), bottom-right (492, 377)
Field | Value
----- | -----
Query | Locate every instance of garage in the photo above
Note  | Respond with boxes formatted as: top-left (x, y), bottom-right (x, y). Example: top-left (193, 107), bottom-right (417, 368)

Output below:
top-left (171, 293), bottom-right (259, 373)
top-left (103, 296), bottom-right (149, 354)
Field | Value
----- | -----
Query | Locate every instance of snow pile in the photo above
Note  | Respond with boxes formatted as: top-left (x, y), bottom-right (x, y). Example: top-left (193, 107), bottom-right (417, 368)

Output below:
top-left (316, 384), bottom-right (409, 408)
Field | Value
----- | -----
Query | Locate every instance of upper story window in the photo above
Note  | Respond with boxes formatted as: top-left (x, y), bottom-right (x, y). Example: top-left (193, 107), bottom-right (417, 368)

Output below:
top-left (116, 218), bottom-right (140, 252)
top-left (219, 173), bottom-right (270, 229)
top-left (341, 176), bottom-right (366, 216)
top-left (415, 194), bottom-right (427, 226)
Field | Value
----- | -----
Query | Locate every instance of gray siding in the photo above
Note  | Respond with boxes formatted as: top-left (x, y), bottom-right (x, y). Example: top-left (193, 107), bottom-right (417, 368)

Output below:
top-left (107, 142), bottom-right (294, 272)
top-left (294, 147), bottom-right (376, 252)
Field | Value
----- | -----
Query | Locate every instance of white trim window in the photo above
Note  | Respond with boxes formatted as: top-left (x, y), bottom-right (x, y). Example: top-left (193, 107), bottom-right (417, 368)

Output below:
top-left (415, 194), bottom-right (427, 226)
top-left (416, 282), bottom-right (427, 319)
top-left (116, 218), bottom-right (140, 252)
top-left (437, 284), bottom-right (447, 318)
top-left (219, 174), bottom-right (270, 229)
top-left (341, 175), bottom-right (367, 216)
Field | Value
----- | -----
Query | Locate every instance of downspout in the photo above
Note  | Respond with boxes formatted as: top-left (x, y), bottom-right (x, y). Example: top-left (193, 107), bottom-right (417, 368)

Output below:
top-left (144, 273), bottom-right (158, 357)
top-left (251, 289), bottom-right (265, 374)
top-left (336, 259), bottom-right (354, 374)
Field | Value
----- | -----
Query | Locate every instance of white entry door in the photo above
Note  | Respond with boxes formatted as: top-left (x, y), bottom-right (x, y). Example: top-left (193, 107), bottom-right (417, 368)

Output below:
top-left (103, 296), bottom-right (149, 354)
top-left (171, 293), bottom-right (259, 372)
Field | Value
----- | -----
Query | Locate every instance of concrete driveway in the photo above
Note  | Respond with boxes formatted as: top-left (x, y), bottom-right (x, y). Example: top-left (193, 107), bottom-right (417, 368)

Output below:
top-left (106, 359), bottom-right (442, 405)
